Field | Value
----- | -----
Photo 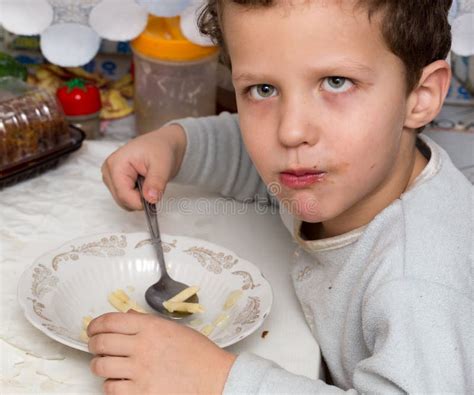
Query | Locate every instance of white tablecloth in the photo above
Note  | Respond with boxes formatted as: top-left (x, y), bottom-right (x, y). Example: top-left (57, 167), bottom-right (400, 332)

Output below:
top-left (2, 106), bottom-right (472, 394)
top-left (0, 118), bottom-right (321, 394)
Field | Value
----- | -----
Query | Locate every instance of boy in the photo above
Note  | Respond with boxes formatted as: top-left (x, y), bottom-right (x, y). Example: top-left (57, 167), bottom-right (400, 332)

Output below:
top-left (89, 0), bottom-right (473, 393)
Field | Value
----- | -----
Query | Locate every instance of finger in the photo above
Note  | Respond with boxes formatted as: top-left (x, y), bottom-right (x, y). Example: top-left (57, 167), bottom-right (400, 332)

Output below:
top-left (103, 379), bottom-right (136, 395)
top-left (103, 173), bottom-right (133, 212)
top-left (90, 356), bottom-right (135, 379)
top-left (88, 333), bottom-right (136, 356)
top-left (101, 162), bottom-right (117, 198)
top-left (87, 312), bottom-right (143, 337)
top-left (102, 163), bottom-right (134, 212)
top-left (109, 164), bottom-right (142, 210)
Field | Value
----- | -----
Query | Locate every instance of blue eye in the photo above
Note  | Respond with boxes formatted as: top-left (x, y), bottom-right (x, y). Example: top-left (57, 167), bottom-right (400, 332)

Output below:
top-left (322, 77), bottom-right (353, 93)
top-left (249, 84), bottom-right (278, 100)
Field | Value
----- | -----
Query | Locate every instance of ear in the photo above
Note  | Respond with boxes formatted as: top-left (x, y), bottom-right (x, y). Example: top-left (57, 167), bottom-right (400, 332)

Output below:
top-left (404, 60), bottom-right (451, 130)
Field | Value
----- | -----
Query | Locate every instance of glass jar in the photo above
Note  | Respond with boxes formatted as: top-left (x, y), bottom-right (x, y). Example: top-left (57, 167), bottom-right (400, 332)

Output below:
top-left (131, 16), bottom-right (219, 134)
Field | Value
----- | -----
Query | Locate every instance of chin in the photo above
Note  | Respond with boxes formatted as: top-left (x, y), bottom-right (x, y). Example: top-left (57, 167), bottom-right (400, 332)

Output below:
top-left (279, 191), bottom-right (326, 223)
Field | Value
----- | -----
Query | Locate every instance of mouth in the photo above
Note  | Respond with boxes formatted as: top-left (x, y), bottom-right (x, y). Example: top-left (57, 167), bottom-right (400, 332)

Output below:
top-left (279, 168), bottom-right (327, 189)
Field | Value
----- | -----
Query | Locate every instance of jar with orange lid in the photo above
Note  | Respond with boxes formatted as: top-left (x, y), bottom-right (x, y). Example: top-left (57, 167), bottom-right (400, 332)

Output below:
top-left (131, 16), bottom-right (219, 134)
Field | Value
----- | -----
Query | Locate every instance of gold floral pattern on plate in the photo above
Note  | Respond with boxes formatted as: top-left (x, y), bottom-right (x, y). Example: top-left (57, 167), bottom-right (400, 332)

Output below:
top-left (42, 323), bottom-right (72, 338)
top-left (232, 270), bottom-right (261, 290)
top-left (19, 232), bottom-right (272, 352)
top-left (233, 296), bottom-right (261, 326)
top-left (32, 264), bottom-right (59, 298)
top-left (28, 297), bottom-right (51, 322)
top-left (212, 296), bottom-right (262, 344)
top-left (134, 239), bottom-right (177, 252)
top-left (184, 247), bottom-right (238, 274)
top-left (52, 235), bottom-right (127, 271)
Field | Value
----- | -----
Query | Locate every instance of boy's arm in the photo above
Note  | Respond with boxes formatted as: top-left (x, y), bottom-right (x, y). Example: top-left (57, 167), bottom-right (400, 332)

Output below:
top-left (223, 279), bottom-right (472, 394)
top-left (353, 279), bottom-right (472, 393)
top-left (224, 353), bottom-right (356, 394)
top-left (170, 112), bottom-right (275, 204)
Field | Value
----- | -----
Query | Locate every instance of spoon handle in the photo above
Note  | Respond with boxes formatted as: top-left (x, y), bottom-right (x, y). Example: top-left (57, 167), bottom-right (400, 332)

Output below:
top-left (136, 175), bottom-right (169, 280)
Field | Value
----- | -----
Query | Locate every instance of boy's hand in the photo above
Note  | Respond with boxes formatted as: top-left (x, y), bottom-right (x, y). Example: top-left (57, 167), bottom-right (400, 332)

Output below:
top-left (101, 124), bottom-right (187, 210)
top-left (87, 312), bottom-right (236, 395)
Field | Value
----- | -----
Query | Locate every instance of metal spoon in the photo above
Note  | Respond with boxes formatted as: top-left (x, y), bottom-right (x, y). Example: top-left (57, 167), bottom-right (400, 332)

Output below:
top-left (136, 175), bottom-right (198, 319)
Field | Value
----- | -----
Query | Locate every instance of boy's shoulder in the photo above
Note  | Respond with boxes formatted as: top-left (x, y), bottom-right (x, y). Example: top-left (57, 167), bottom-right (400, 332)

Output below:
top-left (368, 136), bottom-right (472, 295)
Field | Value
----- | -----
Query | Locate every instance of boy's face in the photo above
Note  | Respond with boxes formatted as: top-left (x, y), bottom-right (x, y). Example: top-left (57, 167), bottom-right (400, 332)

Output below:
top-left (224, 0), bottom-right (422, 232)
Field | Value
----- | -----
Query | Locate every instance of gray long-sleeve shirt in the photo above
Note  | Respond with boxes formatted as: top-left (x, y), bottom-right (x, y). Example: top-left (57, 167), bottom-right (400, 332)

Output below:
top-left (172, 112), bottom-right (473, 394)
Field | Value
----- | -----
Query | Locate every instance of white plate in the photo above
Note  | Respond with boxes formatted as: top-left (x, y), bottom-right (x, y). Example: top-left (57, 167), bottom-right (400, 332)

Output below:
top-left (17, 232), bottom-right (272, 352)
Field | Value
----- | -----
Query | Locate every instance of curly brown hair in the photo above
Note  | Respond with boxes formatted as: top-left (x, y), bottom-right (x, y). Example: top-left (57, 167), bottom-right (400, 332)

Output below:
top-left (198, 0), bottom-right (452, 92)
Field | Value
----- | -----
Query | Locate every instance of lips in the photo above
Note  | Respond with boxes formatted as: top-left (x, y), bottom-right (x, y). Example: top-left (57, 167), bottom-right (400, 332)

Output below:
top-left (279, 169), bottom-right (326, 189)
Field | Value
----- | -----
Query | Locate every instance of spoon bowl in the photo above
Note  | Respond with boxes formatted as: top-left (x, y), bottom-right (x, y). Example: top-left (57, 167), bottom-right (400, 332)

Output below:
top-left (137, 176), bottom-right (199, 319)
top-left (145, 277), bottom-right (199, 320)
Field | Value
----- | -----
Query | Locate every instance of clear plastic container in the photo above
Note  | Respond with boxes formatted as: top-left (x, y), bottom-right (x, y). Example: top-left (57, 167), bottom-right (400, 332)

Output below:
top-left (0, 77), bottom-right (70, 169)
top-left (131, 16), bottom-right (219, 134)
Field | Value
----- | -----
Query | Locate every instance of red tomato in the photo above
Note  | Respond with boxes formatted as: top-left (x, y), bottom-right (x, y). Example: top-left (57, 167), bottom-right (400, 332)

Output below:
top-left (56, 78), bottom-right (101, 116)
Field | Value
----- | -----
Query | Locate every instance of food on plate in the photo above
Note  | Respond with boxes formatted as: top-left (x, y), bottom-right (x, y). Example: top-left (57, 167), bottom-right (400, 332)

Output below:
top-left (108, 288), bottom-right (147, 313)
top-left (167, 285), bottom-right (200, 303)
top-left (201, 324), bottom-right (214, 336)
top-left (80, 315), bottom-right (93, 342)
top-left (79, 287), bottom-right (242, 343)
top-left (200, 313), bottom-right (229, 337)
top-left (223, 289), bottom-right (243, 310)
top-left (163, 300), bottom-right (205, 313)
top-left (212, 312), bottom-right (229, 328)
top-left (162, 285), bottom-right (204, 314)
top-left (79, 289), bottom-right (146, 342)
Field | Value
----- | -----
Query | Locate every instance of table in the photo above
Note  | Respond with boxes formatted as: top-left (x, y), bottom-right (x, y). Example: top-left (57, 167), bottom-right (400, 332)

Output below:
top-left (0, 118), bottom-right (321, 394)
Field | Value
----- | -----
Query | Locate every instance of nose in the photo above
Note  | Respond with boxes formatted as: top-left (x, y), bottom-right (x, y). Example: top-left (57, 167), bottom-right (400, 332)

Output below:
top-left (277, 96), bottom-right (319, 148)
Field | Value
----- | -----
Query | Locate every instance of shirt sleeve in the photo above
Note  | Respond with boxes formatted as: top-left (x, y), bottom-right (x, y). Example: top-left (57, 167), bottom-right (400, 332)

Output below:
top-left (169, 112), bottom-right (275, 204)
top-left (224, 353), bottom-right (357, 394)
top-left (223, 279), bottom-right (473, 394)
top-left (355, 278), bottom-right (473, 393)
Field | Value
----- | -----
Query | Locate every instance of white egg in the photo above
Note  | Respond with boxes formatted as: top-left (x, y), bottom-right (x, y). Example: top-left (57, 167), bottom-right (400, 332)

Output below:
top-left (1, 0), bottom-right (53, 35)
top-left (40, 23), bottom-right (101, 67)
top-left (136, 0), bottom-right (191, 18)
top-left (180, 0), bottom-right (215, 47)
top-left (89, 0), bottom-right (148, 41)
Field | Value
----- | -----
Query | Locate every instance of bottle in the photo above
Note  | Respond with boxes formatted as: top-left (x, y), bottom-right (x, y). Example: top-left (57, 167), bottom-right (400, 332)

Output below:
top-left (131, 16), bottom-right (219, 134)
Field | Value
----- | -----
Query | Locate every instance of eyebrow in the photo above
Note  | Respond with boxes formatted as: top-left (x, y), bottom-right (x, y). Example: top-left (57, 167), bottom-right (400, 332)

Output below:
top-left (322, 60), bottom-right (375, 75)
top-left (233, 60), bottom-right (375, 83)
top-left (233, 72), bottom-right (269, 83)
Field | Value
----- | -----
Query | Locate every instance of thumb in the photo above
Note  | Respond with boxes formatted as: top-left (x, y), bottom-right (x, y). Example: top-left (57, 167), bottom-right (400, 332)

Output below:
top-left (142, 167), bottom-right (167, 204)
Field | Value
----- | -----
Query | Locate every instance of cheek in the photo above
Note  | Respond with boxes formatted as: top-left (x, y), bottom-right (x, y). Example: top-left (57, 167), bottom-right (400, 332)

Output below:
top-left (333, 97), bottom-right (406, 168)
top-left (239, 119), bottom-right (276, 179)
